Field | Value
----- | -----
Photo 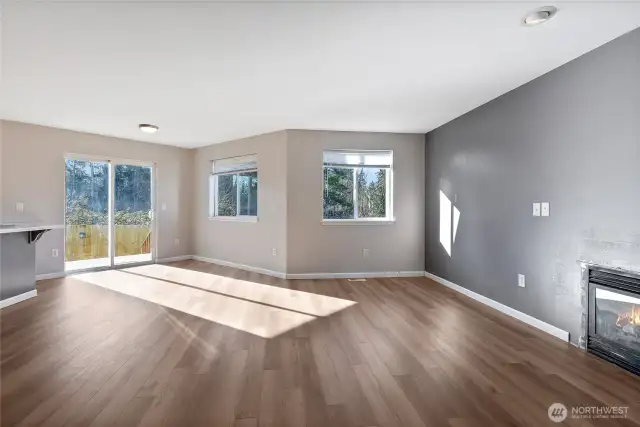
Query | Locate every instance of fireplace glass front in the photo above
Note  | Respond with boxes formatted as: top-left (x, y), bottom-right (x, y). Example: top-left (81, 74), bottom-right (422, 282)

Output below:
top-left (588, 269), bottom-right (640, 375)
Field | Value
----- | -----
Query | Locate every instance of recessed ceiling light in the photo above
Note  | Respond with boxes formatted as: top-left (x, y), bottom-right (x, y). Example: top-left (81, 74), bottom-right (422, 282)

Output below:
top-left (139, 124), bottom-right (159, 134)
top-left (523, 6), bottom-right (558, 26)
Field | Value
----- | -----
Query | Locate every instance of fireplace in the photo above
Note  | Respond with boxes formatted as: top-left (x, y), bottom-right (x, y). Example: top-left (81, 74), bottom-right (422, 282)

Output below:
top-left (587, 267), bottom-right (640, 375)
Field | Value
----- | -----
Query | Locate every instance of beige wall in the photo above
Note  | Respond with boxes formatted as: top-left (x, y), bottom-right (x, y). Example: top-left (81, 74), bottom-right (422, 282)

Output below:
top-left (0, 121), bottom-right (194, 275)
top-left (2, 122), bottom-right (424, 277)
top-left (286, 130), bottom-right (425, 274)
top-left (0, 120), bottom-right (3, 224)
top-left (193, 131), bottom-right (288, 273)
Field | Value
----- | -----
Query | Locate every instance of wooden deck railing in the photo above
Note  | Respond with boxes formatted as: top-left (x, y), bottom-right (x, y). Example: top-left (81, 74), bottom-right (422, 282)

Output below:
top-left (65, 225), bottom-right (152, 262)
top-left (141, 231), bottom-right (151, 254)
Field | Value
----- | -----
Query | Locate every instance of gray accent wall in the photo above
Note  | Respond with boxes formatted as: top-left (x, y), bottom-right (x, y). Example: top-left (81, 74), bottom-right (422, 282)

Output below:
top-left (0, 233), bottom-right (36, 300)
top-left (425, 27), bottom-right (640, 344)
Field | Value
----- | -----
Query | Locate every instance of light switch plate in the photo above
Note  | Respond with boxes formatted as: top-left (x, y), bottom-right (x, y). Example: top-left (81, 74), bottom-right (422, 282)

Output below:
top-left (518, 274), bottom-right (526, 288)
top-left (541, 202), bottom-right (550, 217)
top-left (533, 203), bottom-right (541, 217)
top-left (15, 202), bottom-right (24, 213)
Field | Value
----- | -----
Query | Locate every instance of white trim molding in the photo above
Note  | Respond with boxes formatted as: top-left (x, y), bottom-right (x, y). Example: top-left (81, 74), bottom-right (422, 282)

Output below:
top-left (156, 255), bottom-right (193, 263)
top-left (286, 271), bottom-right (424, 280)
top-left (1, 290), bottom-right (37, 308)
top-left (424, 271), bottom-right (570, 342)
top-left (179, 256), bottom-right (422, 281)
top-left (320, 219), bottom-right (396, 226)
top-left (36, 271), bottom-right (66, 281)
top-left (192, 256), bottom-right (287, 279)
top-left (208, 216), bottom-right (258, 223)
top-left (35, 256), bottom-right (195, 280)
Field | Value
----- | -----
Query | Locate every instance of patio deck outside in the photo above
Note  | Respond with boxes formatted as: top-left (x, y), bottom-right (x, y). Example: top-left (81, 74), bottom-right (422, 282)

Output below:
top-left (65, 224), bottom-right (152, 271)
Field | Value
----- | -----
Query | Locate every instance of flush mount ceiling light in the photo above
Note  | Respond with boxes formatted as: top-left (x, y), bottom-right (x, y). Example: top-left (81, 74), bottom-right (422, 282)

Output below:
top-left (523, 6), bottom-right (558, 26)
top-left (139, 124), bottom-right (159, 134)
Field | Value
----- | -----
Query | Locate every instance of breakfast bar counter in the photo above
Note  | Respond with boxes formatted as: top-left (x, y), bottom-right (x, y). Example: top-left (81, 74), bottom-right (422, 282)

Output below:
top-left (0, 224), bottom-right (64, 307)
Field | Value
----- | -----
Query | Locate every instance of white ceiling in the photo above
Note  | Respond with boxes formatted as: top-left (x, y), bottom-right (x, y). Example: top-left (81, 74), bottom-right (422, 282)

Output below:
top-left (1, 2), bottom-right (639, 148)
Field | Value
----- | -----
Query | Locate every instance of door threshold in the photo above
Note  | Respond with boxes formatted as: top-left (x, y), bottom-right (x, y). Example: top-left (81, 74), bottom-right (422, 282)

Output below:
top-left (65, 260), bottom-right (156, 275)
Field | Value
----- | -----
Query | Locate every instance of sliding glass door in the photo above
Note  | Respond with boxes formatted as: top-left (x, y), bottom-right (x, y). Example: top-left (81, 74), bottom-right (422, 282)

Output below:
top-left (65, 157), bottom-right (155, 272)
top-left (65, 159), bottom-right (111, 270)
top-left (113, 163), bottom-right (153, 266)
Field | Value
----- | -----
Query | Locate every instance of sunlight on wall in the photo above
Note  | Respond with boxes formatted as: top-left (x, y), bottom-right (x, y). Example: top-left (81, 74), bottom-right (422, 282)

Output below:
top-left (440, 190), bottom-right (461, 257)
top-left (74, 265), bottom-right (356, 339)
top-left (453, 206), bottom-right (460, 243)
top-left (439, 190), bottom-right (452, 256)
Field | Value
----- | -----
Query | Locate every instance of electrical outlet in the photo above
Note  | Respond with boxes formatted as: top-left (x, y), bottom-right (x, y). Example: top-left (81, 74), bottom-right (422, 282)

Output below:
top-left (162, 203), bottom-right (167, 211)
top-left (363, 248), bottom-right (370, 258)
top-left (518, 274), bottom-right (526, 288)
top-left (174, 238), bottom-right (180, 246)
top-left (533, 202), bottom-right (541, 217)
top-left (541, 202), bottom-right (550, 217)
top-left (272, 248), bottom-right (277, 256)
top-left (15, 202), bottom-right (24, 213)
top-left (51, 248), bottom-right (59, 258)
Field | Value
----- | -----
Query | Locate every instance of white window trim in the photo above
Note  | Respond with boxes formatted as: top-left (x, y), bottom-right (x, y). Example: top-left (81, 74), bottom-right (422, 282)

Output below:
top-left (321, 151), bottom-right (394, 224)
top-left (321, 218), bottom-right (395, 226)
top-left (209, 215), bottom-right (258, 223)
top-left (209, 168), bottom-right (258, 221)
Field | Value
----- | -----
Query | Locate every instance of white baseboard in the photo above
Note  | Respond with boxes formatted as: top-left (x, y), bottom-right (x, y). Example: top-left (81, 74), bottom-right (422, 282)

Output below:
top-left (286, 271), bottom-right (425, 280)
top-left (190, 255), bottom-right (422, 280)
top-left (1, 290), bottom-right (38, 308)
top-left (192, 256), bottom-right (287, 279)
top-left (156, 255), bottom-right (193, 263)
top-left (424, 271), bottom-right (569, 342)
top-left (36, 271), bottom-right (66, 281)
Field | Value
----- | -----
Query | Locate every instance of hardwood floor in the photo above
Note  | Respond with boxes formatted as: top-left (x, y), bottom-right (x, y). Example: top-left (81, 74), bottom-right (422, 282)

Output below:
top-left (2, 260), bottom-right (640, 427)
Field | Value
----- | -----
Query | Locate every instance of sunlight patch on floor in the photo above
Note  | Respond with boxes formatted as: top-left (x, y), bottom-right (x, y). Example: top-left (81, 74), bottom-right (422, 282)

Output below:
top-left (73, 267), bottom-right (356, 339)
top-left (124, 264), bottom-right (355, 316)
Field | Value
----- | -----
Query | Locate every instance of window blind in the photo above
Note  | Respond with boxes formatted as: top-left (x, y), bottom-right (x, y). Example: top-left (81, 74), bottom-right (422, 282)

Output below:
top-left (213, 154), bottom-right (258, 175)
top-left (323, 150), bottom-right (392, 168)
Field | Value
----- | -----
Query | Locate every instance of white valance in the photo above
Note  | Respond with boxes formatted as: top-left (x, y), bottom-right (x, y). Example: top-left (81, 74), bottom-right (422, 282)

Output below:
top-left (213, 154), bottom-right (257, 175)
top-left (323, 150), bottom-right (392, 168)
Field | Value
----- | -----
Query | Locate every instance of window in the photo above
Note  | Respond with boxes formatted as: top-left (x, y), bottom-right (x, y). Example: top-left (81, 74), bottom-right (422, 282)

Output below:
top-left (323, 150), bottom-right (393, 222)
top-left (210, 154), bottom-right (258, 219)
